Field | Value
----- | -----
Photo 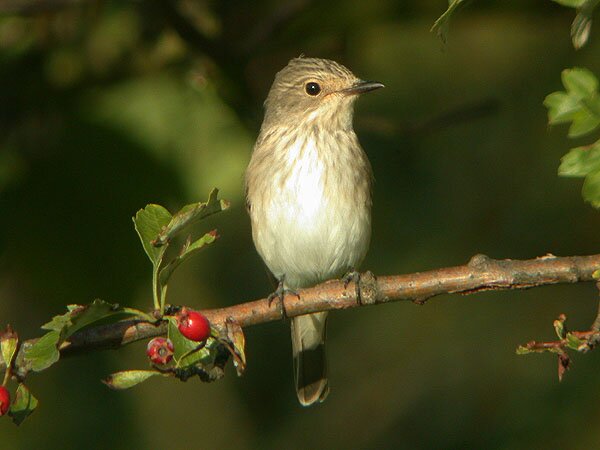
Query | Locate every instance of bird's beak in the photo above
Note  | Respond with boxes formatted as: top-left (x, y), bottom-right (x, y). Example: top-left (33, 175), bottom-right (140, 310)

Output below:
top-left (341, 80), bottom-right (385, 96)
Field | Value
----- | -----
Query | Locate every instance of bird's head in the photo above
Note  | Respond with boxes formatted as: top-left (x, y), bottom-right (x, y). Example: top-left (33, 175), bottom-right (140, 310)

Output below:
top-left (262, 57), bottom-right (384, 130)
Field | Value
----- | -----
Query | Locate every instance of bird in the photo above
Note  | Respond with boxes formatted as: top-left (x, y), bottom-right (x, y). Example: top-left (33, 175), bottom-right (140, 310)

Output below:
top-left (245, 56), bottom-right (383, 406)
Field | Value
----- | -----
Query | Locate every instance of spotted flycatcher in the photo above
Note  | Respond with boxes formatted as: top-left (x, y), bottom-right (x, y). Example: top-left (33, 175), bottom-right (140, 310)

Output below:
top-left (245, 57), bottom-right (383, 406)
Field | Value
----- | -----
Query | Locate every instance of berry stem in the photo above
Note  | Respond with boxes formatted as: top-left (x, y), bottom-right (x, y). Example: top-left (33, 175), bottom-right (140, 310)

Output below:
top-left (2, 365), bottom-right (10, 387)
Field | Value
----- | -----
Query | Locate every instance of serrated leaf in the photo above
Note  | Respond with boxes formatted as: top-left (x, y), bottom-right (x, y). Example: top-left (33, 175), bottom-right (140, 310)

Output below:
top-left (565, 332), bottom-right (585, 350)
top-left (133, 204), bottom-right (172, 264)
top-left (167, 318), bottom-right (212, 368)
top-left (544, 92), bottom-right (581, 124)
top-left (42, 299), bottom-right (135, 340)
top-left (103, 370), bottom-right (165, 390)
top-left (9, 384), bottom-right (38, 426)
top-left (159, 231), bottom-right (219, 286)
top-left (559, 141), bottom-right (600, 177)
top-left (1, 326), bottom-right (18, 369)
top-left (582, 169), bottom-right (600, 207)
top-left (24, 331), bottom-right (60, 372)
top-left (153, 189), bottom-right (229, 246)
top-left (563, 67), bottom-right (598, 98)
top-left (568, 108), bottom-right (600, 137)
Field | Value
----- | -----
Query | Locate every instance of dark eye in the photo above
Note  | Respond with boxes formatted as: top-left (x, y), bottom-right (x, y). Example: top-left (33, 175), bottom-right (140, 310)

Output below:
top-left (305, 82), bottom-right (321, 96)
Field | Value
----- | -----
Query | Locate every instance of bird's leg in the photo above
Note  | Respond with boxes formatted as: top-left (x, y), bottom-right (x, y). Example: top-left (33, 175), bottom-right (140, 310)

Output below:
top-left (342, 270), bottom-right (362, 305)
top-left (267, 276), bottom-right (299, 319)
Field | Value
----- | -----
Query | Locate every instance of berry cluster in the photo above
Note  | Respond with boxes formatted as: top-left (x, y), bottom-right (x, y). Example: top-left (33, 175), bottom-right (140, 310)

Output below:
top-left (146, 309), bottom-right (211, 365)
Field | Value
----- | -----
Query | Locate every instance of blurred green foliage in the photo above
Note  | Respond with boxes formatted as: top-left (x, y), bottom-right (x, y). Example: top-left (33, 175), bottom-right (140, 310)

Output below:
top-left (2, 1), bottom-right (600, 449)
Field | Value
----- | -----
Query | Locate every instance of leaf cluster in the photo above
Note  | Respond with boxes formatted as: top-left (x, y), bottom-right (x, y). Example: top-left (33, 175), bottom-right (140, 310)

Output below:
top-left (545, 68), bottom-right (600, 207)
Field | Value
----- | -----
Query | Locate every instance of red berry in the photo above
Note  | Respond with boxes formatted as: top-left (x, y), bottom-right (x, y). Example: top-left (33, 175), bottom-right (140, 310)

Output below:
top-left (177, 308), bottom-right (211, 342)
top-left (0, 386), bottom-right (10, 416)
top-left (146, 337), bottom-right (174, 365)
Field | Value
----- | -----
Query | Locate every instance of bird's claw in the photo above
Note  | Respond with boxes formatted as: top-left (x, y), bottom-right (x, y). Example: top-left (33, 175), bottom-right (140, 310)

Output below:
top-left (267, 280), bottom-right (298, 319)
top-left (342, 270), bottom-right (362, 305)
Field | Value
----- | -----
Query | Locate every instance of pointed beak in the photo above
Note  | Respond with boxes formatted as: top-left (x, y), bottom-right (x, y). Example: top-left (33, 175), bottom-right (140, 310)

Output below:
top-left (341, 80), bottom-right (385, 96)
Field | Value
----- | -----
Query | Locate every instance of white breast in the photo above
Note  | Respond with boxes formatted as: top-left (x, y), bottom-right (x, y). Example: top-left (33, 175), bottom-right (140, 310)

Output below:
top-left (249, 134), bottom-right (371, 289)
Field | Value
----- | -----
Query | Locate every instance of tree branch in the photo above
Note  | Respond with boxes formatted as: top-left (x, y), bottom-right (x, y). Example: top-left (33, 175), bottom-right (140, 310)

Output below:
top-left (5, 253), bottom-right (600, 375)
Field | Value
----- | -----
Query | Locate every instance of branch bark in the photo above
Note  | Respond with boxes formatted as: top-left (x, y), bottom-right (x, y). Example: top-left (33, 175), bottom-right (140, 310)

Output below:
top-left (65, 253), bottom-right (600, 350)
top-left (6, 253), bottom-right (600, 373)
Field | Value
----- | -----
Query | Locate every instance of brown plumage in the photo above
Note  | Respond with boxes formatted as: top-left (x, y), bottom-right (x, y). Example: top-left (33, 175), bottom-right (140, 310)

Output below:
top-left (245, 56), bottom-right (383, 406)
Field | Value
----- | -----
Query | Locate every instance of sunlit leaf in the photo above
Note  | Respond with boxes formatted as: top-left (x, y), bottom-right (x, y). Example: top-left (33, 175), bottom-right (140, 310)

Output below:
top-left (582, 169), bottom-right (600, 207)
top-left (133, 204), bottom-right (172, 264)
top-left (562, 67), bottom-right (598, 98)
top-left (0, 326), bottom-right (18, 370)
top-left (544, 92), bottom-right (580, 124)
top-left (559, 141), bottom-right (600, 177)
top-left (103, 370), bottom-right (166, 390)
top-left (153, 189), bottom-right (229, 247)
top-left (569, 108), bottom-right (600, 137)
top-left (159, 230), bottom-right (219, 286)
top-left (24, 331), bottom-right (60, 372)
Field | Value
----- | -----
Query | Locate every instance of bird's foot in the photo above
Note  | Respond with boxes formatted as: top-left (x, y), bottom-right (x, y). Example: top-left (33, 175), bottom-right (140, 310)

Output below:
top-left (267, 279), bottom-right (298, 319)
top-left (342, 270), bottom-right (362, 304)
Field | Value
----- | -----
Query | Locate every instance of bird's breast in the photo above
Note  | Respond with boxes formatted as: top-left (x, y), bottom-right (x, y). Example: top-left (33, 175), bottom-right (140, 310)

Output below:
top-left (247, 131), bottom-right (372, 288)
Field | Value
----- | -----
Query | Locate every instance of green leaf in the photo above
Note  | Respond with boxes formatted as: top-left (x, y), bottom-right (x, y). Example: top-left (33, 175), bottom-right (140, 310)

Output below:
top-left (9, 384), bottom-right (38, 426)
top-left (430, 0), bottom-right (468, 44)
top-left (582, 169), bottom-right (600, 207)
top-left (571, 0), bottom-right (600, 49)
top-left (568, 108), bottom-right (600, 137)
top-left (562, 67), bottom-right (598, 98)
top-left (544, 92), bottom-right (580, 124)
top-left (153, 189), bottom-right (229, 247)
top-left (103, 370), bottom-right (166, 390)
top-left (552, 0), bottom-right (586, 7)
top-left (583, 95), bottom-right (600, 117)
top-left (133, 204), bottom-right (173, 264)
top-left (24, 331), bottom-right (60, 372)
top-left (167, 318), bottom-right (212, 368)
top-left (1, 326), bottom-right (18, 369)
top-left (516, 345), bottom-right (533, 355)
top-left (559, 141), bottom-right (600, 177)
top-left (42, 299), bottom-right (135, 339)
top-left (565, 332), bottom-right (585, 350)
top-left (554, 317), bottom-right (566, 339)
top-left (159, 231), bottom-right (219, 286)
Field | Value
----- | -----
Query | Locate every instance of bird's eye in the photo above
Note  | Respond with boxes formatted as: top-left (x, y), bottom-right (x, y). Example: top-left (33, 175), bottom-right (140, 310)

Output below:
top-left (305, 82), bottom-right (321, 96)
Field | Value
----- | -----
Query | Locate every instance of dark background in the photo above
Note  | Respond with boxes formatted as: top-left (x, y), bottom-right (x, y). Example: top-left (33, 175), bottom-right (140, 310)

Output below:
top-left (2, 1), bottom-right (600, 448)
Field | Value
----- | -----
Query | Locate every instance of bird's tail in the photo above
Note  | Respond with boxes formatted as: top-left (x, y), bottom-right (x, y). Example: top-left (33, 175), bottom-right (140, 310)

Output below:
top-left (291, 312), bottom-right (329, 406)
